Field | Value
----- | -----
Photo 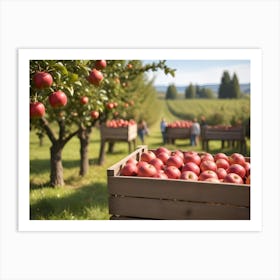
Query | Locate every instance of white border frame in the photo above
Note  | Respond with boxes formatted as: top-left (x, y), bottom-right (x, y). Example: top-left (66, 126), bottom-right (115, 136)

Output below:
top-left (18, 48), bottom-right (262, 232)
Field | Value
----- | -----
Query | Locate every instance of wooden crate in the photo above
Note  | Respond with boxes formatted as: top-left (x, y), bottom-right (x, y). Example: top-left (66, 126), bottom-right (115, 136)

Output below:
top-left (201, 125), bottom-right (246, 153)
top-left (100, 123), bottom-right (137, 141)
top-left (166, 127), bottom-right (191, 144)
top-left (107, 146), bottom-right (250, 220)
top-left (98, 124), bottom-right (137, 165)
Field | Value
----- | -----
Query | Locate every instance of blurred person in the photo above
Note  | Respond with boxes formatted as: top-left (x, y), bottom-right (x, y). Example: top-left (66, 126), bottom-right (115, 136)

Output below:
top-left (160, 117), bottom-right (168, 145)
top-left (138, 119), bottom-right (148, 145)
top-left (190, 118), bottom-right (201, 146)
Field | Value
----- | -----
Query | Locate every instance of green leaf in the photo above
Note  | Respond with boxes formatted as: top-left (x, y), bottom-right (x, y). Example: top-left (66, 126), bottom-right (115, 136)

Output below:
top-left (74, 80), bottom-right (82, 87)
top-left (54, 62), bottom-right (68, 75)
top-left (64, 86), bottom-right (74, 96)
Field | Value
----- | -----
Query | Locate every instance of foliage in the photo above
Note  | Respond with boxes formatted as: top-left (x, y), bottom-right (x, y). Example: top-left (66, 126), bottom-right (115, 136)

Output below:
top-left (230, 73), bottom-right (241, 98)
top-left (197, 87), bottom-right (215, 99)
top-left (218, 70), bottom-right (242, 99)
top-left (30, 60), bottom-right (175, 186)
top-left (165, 99), bottom-right (250, 125)
top-left (218, 70), bottom-right (231, 98)
top-left (185, 83), bottom-right (196, 99)
top-left (165, 84), bottom-right (178, 99)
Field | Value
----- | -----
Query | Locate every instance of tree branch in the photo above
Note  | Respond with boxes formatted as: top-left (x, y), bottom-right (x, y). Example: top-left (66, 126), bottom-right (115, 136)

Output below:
top-left (58, 119), bottom-right (66, 141)
top-left (62, 129), bottom-right (80, 146)
top-left (40, 118), bottom-right (57, 144)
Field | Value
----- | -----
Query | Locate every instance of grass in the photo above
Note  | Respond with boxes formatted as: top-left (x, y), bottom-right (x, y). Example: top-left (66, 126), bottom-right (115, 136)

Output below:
top-left (30, 98), bottom-right (250, 220)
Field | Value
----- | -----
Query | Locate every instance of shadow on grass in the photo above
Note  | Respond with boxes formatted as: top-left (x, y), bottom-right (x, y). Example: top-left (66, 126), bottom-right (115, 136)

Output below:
top-left (30, 182), bottom-right (109, 220)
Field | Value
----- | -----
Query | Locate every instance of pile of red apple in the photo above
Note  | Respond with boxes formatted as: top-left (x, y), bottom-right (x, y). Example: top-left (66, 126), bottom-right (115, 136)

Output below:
top-left (167, 120), bottom-right (192, 128)
top-left (106, 119), bottom-right (136, 128)
top-left (120, 147), bottom-right (250, 185)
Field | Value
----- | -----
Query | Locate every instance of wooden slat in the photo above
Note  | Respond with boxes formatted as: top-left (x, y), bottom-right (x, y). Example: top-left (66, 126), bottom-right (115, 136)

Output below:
top-left (101, 124), bottom-right (137, 141)
top-left (202, 126), bottom-right (245, 141)
top-left (110, 215), bottom-right (157, 220)
top-left (108, 176), bottom-right (250, 207)
top-left (166, 127), bottom-right (191, 139)
top-left (109, 196), bottom-right (250, 220)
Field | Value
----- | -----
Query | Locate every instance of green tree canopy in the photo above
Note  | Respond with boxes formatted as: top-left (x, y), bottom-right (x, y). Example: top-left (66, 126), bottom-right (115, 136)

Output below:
top-left (218, 70), bottom-right (231, 98)
top-left (230, 72), bottom-right (241, 98)
top-left (185, 83), bottom-right (196, 98)
top-left (199, 87), bottom-right (215, 99)
top-left (165, 84), bottom-right (178, 99)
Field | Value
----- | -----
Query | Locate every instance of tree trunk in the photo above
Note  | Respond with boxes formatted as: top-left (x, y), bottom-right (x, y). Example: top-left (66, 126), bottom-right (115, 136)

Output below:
top-left (39, 135), bottom-right (44, 146)
top-left (78, 127), bottom-right (92, 176)
top-left (50, 143), bottom-right (64, 187)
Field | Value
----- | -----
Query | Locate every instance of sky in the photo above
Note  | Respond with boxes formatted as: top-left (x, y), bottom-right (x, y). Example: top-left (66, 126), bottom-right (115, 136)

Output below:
top-left (143, 60), bottom-right (250, 86)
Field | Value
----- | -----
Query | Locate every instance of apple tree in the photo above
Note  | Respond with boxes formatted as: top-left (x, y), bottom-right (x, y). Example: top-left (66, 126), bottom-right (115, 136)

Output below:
top-left (30, 59), bottom-right (175, 187)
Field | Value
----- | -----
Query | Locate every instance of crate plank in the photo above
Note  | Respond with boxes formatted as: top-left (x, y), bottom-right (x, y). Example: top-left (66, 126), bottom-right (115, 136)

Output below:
top-left (109, 196), bottom-right (249, 220)
top-left (108, 176), bottom-right (250, 207)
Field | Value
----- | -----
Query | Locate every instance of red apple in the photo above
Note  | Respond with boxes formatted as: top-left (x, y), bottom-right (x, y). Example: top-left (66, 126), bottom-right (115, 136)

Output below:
top-left (183, 151), bottom-right (201, 165)
top-left (33, 71), bottom-right (53, 89)
top-left (30, 102), bottom-right (45, 118)
top-left (90, 110), bottom-right (99, 119)
top-left (166, 155), bottom-right (184, 169)
top-left (200, 160), bottom-right (217, 172)
top-left (153, 170), bottom-right (168, 179)
top-left (140, 151), bottom-right (156, 163)
top-left (126, 158), bottom-right (138, 165)
top-left (80, 96), bottom-right (89, 105)
top-left (164, 166), bottom-right (181, 179)
top-left (120, 163), bottom-right (138, 176)
top-left (106, 102), bottom-right (115, 110)
top-left (229, 153), bottom-right (246, 166)
top-left (214, 153), bottom-right (229, 162)
top-left (200, 153), bottom-right (214, 162)
top-left (216, 168), bottom-right (227, 180)
top-left (127, 63), bottom-right (133, 69)
top-left (88, 68), bottom-right (103, 86)
top-left (204, 177), bottom-right (220, 183)
top-left (138, 163), bottom-right (157, 177)
top-left (215, 158), bottom-right (230, 170)
top-left (49, 91), bottom-right (67, 108)
top-left (180, 171), bottom-right (198, 181)
top-left (171, 150), bottom-right (184, 160)
top-left (224, 173), bottom-right (244, 184)
top-left (95, 60), bottom-right (107, 70)
top-left (149, 158), bottom-right (164, 170)
top-left (198, 170), bottom-right (218, 181)
top-left (157, 152), bottom-right (170, 164)
top-left (227, 164), bottom-right (246, 178)
top-left (182, 162), bottom-right (200, 176)
top-left (154, 147), bottom-right (171, 156)
top-left (243, 162), bottom-right (251, 176)
top-left (137, 161), bottom-right (149, 169)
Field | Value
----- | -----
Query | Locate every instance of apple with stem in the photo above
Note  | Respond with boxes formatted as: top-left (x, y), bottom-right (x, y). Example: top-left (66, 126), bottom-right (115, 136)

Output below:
top-left (180, 171), bottom-right (198, 181)
top-left (224, 173), bottom-right (244, 184)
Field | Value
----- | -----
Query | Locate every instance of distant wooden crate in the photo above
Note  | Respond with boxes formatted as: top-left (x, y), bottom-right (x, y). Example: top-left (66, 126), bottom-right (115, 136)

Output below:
top-left (166, 127), bottom-right (191, 144)
top-left (107, 146), bottom-right (250, 220)
top-left (100, 124), bottom-right (137, 142)
top-left (98, 124), bottom-right (137, 165)
top-left (201, 125), bottom-right (246, 153)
